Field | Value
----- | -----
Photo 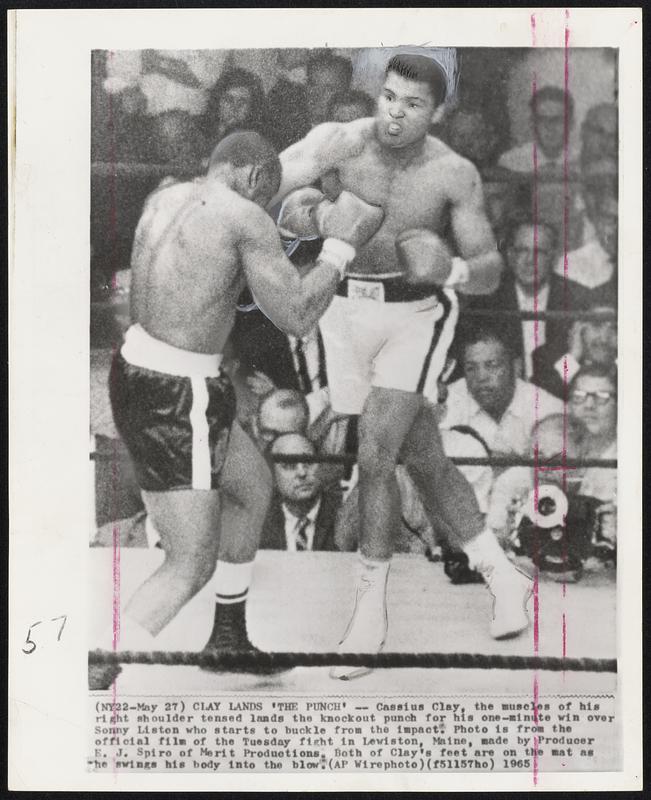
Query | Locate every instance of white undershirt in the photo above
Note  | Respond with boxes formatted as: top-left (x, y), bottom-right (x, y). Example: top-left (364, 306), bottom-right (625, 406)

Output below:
top-left (281, 499), bottom-right (322, 552)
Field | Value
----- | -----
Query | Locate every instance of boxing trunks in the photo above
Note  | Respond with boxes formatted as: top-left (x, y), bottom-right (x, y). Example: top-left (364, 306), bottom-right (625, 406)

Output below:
top-left (110, 324), bottom-right (236, 491)
top-left (318, 274), bottom-right (459, 414)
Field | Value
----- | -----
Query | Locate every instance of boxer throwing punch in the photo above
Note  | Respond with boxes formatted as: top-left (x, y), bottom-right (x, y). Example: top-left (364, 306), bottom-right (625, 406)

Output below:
top-left (272, 54), bottom-right (533, 679)
top-left (106, 132), bottom-right (383, 676)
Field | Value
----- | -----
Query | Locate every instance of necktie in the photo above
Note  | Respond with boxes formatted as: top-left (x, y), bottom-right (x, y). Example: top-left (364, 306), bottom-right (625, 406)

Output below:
top-left (295, 516), bottom-right (310, 551)
top-left (294, 338), bottom-right (312, 394)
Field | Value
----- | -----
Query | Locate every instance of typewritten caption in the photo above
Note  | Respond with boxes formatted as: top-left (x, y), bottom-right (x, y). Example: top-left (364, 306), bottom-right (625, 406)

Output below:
top-left (88, 695), bottom-right (617, 772)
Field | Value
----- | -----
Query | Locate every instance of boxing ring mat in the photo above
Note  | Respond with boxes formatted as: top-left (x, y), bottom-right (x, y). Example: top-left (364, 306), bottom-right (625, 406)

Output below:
top-left (89, 550), bottom-right (616, 695)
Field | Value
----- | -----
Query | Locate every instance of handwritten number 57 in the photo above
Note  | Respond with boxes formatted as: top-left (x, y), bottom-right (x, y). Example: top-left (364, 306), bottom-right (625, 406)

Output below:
top-left (22, 615), bottom-right (67, 654)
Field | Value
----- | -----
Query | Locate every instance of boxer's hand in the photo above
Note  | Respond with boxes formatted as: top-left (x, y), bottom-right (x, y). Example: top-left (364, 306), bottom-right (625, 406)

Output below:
top-left (316, 190), bottom-right (384, 250)
top-left (396, 229), bottom-right (453, 286)
top-left (277, 187), bottom-right (327, 240)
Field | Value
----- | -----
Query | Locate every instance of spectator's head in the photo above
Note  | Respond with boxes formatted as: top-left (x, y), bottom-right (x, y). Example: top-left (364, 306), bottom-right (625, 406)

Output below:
top-left (530, 86), bottom-right (574, 159)
top-left (270, 433), bottom-right (321, 511)
top-left (306, 52), bottom-right (353, 126)
top-left (252, 389), bottom-right (310, 450)
top-left (568, 365), bottom-right (617, 446)
top-left (153, 110), bottom-right (204, 165)
top-left (579, 305), bottom-right (617, 367)
top-left (205, 68), bottom-right (267, 142)
top-left (505, 218), bottom-right (558, 292)
top-left (327, 90), bottom-right (375, 123)
top-left (443, 107), bottom-right (500, 168)
top-left (377, 54), bottom-right (448, 149)
top-left (582, 171), bottom-right (618, 259)
top-left (581, 103), bottom-right (617, 166)
top-left (460, 325), bottom-right (517, 420)
top-left (208, 131), bottom-right (281, 207)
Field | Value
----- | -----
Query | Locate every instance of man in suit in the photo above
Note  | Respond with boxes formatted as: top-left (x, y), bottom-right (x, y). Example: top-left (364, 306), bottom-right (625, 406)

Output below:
top-left (462, 217), bottom-right (592, 380)
top-left (260, 433), bottom-right (340, 551)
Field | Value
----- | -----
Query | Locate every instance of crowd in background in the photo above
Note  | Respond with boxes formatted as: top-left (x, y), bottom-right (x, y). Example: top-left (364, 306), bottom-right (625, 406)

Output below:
top-left (90, 48), bottom-right (617, 568)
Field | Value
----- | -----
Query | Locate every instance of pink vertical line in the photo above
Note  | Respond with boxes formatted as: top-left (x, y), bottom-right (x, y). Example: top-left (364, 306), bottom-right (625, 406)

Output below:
top-left (530, 14), bottom-right (540, 781)
top-left (105, 51), bottom-right (121, 773)
top-left (560, 8), bottom-right (571, 668)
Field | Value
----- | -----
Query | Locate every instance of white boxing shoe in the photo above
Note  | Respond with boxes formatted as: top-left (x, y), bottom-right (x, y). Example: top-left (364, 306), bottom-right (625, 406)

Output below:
top-left (330, 558), bottom-right (390, 681)
top-left (464, 529), bottom-right (533, 640)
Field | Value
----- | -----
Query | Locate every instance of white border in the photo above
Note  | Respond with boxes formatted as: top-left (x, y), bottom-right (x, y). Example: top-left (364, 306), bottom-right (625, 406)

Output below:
top-left (8, 7), bottom-right (642, 792)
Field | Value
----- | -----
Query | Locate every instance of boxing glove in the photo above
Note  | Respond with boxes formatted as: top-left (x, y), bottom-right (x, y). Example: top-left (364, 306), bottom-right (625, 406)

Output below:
top-left (396, 228), bottom-right (457, 286)
top-left (276, 187), bottom-right (327, 240)
top-left (316, 190), bottom-right (385, 251)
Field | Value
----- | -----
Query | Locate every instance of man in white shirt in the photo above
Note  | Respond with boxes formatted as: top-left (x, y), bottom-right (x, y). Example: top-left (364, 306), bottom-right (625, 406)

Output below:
top-left (441, 325), bottom-right (563, 457)
top-left (260, 433), bottom-right (340, 551)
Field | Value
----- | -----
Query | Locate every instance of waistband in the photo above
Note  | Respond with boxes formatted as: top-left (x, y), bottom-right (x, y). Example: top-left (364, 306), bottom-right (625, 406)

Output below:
top-left (336, 273), bottom-right (440, 303)
top-left (121, 324), bottom-right (223, 378)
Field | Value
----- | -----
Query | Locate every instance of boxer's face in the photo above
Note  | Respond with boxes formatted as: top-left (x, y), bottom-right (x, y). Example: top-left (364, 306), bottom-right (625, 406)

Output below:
top-left (507, 224), bottom-right (556, 290)
top-left (463, 339), bottom-right (515, 418)
top-left (569, 375), bottom-right (616, 439)
top-left (376, 72), bottom-right (438, 149)
top-left (219, 86), bottom-right (253, 133)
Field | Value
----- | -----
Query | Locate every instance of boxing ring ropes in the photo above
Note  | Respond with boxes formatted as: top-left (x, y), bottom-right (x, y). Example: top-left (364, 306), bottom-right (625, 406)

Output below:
top-left (89, 160), bottom-right (617, 677)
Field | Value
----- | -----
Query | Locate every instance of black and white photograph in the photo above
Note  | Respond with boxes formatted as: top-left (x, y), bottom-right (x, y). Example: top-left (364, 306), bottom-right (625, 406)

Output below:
top-left (9, 8), bottom-right (642, 791)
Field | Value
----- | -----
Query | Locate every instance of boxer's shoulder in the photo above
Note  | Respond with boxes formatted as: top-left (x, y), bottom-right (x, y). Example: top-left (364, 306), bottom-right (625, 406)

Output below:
top-left (424, 136), bottom-right (482, 196)
top-left (308, 118), bottom-right (371, 167)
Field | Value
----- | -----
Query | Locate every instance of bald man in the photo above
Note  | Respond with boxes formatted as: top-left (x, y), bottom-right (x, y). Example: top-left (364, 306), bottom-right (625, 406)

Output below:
top-left (103, 131), bottom-right (383, 682)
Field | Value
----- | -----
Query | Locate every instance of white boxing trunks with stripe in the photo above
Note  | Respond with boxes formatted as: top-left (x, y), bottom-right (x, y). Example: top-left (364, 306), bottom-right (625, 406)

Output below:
top-left (318, 274), bottom-right (459, 415)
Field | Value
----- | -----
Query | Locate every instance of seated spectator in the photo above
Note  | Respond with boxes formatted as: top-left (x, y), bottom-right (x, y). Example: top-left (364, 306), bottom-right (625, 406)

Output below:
top-left (554, 168), bottom-right (617, 299)
top-left (267, 50), bottom-right (353, 150)
top-left (260, 434), bottom-right (341, 551)
top-left (570, 365), bottom-right (617, 514)
top-left (531, 304), bottom-right (616, 399)
top-left (203, 67), bottom-right (268, 149)
top-left (152, 109), bottom-right (206, 174)
top-left (580, 103), bottom-right (617, 170)
top-left (327, 89), bottom-right (375, 123)
top-left (441, 324), bottom-right (563, 457)
top-left (251, 389), bottom-right (310, 452)
top-left (463, 217), bottom-right (592, 379)
top-left (499, 85), bottom-right (578, 175)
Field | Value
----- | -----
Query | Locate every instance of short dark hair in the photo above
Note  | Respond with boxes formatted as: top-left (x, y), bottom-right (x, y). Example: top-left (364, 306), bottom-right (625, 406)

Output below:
top-left (385, 54), bottom-right (448, 105)
top-left (208, 130), bottom-right (281, 188)
top-left (307, 52), bottom-right (353, 86)
top-left (530, 85), bottom-right (574, 117)
top-left (204, 67), bottom-right (267, 136)
top-left (504, 216), bottom-right (559, 251)
top-left (460, 322), bottom-right (514, 362)
top-left (327, 89), bottom-right (375, 118)
top-left (569, 363), bottom-right (617, 395)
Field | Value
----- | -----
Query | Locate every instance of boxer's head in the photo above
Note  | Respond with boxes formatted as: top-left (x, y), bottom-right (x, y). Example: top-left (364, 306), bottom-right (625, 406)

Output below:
top-left (377, 54), bottom-right (447, 149)
top-left (208, 131), bottom-right (281, 207)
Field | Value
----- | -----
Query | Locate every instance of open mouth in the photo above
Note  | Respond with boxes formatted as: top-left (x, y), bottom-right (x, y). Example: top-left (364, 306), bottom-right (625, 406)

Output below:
top-left (387, 122), bottom-right (402, 135)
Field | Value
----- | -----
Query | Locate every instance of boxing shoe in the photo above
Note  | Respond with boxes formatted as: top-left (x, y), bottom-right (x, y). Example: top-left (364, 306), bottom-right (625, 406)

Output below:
top-left (464, 530), bottom-right (533, 640)
top-left (201, 601), bottom-right (286, 675)
top-left (330, 556), bottom-right (390, 681)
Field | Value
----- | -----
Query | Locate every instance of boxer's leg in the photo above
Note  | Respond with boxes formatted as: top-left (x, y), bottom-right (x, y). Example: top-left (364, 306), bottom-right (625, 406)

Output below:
top-left (203, 422), bottom-right (273, 654)
top-left (331, 387), bottom-right (423, 679)
top-left (125, 488), bottom-right (221, 638)
top-left (403, 405), bottom-right (532, 640)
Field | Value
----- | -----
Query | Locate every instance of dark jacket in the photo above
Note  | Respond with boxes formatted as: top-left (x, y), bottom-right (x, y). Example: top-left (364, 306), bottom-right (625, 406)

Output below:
top-left (260, 489), bottom-right (341, 551)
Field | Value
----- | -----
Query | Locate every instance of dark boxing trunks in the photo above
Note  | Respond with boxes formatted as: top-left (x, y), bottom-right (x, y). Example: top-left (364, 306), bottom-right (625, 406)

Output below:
top-left (110, 324), bottom-right (236, 491)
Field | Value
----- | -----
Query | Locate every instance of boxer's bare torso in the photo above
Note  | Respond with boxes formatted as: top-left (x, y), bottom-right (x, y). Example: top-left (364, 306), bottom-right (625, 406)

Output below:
top-left (130, 175), bottom-right (342, 354)
top-left (277, 117), bottom-right (495, 277)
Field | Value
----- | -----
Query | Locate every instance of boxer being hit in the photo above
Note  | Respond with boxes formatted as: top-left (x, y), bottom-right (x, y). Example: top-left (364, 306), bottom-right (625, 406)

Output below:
top-left (271, 53), bottom-right (533, 679)
top-left (100, 131), bottom-right (383, 684)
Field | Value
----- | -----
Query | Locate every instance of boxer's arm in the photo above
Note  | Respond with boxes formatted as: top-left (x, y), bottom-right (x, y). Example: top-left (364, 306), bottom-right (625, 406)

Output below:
top-left (448, 161), bottom-right (503, 295)
top-left (238, 207), bottom-right (340, 337)
top-left (270, 122), bottom-right (359, 207)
